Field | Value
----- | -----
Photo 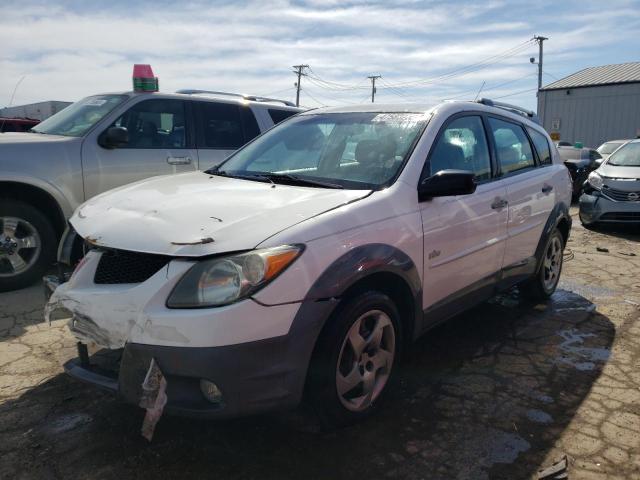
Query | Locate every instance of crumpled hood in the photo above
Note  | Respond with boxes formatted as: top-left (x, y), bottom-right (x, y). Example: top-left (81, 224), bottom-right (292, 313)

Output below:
top-left (71, 171), bottom-right (370, 256)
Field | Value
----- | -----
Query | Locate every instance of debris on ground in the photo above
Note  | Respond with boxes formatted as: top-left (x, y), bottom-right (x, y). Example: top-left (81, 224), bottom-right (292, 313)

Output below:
top-left (596, 246), bottom-right (609, 252)
top-left (139, 358), bottom-right (168, 442)
top-left (537, 455), bottom-right (569, 479)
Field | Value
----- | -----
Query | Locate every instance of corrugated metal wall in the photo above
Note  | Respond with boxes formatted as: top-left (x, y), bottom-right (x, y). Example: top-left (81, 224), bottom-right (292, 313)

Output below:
top-left (0, 101), bottom-right (72, 121)
top-left (537, 83), bottom-right (640, 148)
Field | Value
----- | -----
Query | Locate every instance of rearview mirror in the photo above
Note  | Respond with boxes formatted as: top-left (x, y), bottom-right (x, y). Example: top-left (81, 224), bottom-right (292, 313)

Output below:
top-left (418, 169), bottom-right (476, 201)
top-left (99, 126), bottom-right (129, 149)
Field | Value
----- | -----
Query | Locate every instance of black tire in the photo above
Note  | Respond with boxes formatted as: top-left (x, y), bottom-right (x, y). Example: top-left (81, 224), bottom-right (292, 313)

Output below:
top-left (521, 229), bottom-right (564, 301)
top-left (0, 200), bottom-right (57, 292)
top-left (305, 291), bottom-right (401, 427)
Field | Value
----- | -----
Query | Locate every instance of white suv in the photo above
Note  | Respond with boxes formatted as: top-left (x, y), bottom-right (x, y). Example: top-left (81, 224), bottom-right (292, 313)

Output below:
top-left (46, 99), bottom-right (572, 425)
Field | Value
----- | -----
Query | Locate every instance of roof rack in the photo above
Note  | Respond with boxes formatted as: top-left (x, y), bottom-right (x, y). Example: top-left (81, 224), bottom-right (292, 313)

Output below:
top-left (476, 98), bottom-right (539, 123)
top-left (175, 89), bottom-right (296, 107)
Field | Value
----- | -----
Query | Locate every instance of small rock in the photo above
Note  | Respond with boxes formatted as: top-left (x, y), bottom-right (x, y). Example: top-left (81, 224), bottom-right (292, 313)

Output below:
top-left (389, 452), bottom-right (405, 463)
top-left (619, 251), bottom-right (636, 256)
top-left (405, 441), bottom-right (420, 455)
top-left (596, 246), bottom-right (609, 252)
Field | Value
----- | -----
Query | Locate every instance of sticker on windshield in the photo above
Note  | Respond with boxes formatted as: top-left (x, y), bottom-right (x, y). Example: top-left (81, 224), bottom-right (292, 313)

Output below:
top-left (84, 99), bottom-right (107, 107)
top-left (371, 113), bottom-right (426, 127)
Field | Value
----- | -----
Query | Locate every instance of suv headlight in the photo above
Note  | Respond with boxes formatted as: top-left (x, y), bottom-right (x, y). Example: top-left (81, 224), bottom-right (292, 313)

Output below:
top-left (167, 245), bottom-right (303, 308)
top-left (587, 171), bottom-right (604, 190)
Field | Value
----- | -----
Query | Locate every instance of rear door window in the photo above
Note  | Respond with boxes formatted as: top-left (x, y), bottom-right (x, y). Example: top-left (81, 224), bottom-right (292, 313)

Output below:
top-left (268, 109), bottom-right (297, 125)
top-left (488, 117), bottom-right (535, 175)
top-left (527, 128), bottom-right (552, 165)
top-left (196, 102), bottom-right (245, 149)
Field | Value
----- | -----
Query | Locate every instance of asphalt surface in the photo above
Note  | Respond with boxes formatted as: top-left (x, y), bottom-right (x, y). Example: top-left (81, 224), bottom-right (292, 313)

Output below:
top-left (1, 207), bottom-right (639, 479)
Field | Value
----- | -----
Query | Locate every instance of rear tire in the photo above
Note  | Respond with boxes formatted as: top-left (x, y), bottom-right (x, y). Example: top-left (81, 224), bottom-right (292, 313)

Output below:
top-left (521, 229), bottom-right (564, 301)
top-left (0, 200), bottom-right (57, 292)
top-left (306, 291), bottom-right (401, 427)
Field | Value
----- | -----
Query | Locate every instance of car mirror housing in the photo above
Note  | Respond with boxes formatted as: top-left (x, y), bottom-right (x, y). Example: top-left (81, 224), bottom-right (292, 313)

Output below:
top-left (99, 126), bottom-right (129, 149)
top-left (418, 169), bottom-right (477, 201)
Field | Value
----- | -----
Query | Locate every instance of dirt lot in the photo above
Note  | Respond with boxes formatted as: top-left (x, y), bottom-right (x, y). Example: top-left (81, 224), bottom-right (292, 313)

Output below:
top-left (1, 207), bottom-right (639, 480)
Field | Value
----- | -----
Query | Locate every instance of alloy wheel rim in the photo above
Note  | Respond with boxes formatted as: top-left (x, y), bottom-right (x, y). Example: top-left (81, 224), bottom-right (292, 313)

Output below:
top-left (0, 216), bottom-right (41, 277)
top-left (335, 309), bottom-right (396, 412)
top-left (542, 236), bottom-right (562, 291)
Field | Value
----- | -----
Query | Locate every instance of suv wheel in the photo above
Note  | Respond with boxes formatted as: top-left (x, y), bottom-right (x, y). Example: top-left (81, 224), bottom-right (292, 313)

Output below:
top-left (0, 200), bottom-right (56, 292)
top-left (521, 229), bottom-right (564, 301)
top-left (306, 291), bottom-right (400, 427)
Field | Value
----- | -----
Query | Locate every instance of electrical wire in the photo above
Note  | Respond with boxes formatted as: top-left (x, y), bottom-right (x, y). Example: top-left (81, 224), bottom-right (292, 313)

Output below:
top-left (492, 87), bottom-right (538, 99)
top-left (382, 39), bottom-right (535, 88)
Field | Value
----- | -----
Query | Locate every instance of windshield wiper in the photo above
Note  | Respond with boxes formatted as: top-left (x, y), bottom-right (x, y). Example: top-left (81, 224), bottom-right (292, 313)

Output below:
top-left (254, 173), bottom-right (344, 189)
top-left (207, 170), bottom-right (272, 183)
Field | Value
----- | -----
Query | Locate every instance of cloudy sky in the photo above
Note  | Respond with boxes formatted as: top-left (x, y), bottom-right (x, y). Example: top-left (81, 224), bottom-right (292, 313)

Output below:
top-left (1, 0), bottom-right (639, 111)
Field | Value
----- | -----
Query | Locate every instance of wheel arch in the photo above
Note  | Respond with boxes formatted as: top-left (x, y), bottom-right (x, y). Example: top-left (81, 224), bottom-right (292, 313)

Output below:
top-left (534, 201), bottom-right (572, 272)
top-left (301, 244), bottom-right (422, 352)
top-left (0, 180), bottom-right (68, 239)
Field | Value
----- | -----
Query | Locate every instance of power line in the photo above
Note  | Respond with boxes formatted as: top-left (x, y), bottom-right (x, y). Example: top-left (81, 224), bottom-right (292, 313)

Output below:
top-left (492, 87), bottom-right (538, 99)
top-left (382, 39), bottom-right (535, 88)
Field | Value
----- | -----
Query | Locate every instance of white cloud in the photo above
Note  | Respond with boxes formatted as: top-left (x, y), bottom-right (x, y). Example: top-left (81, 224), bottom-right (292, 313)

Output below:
top-left (0, 0), bottom-right (638, 111)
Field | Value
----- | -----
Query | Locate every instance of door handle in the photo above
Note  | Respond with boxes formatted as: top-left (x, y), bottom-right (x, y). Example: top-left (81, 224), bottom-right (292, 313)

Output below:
top-left (491, 197), bottom-right (508, 210)
top-left (167, 156), bottom-right (192, 165)
top-left (541, 184), bottom-right (553, 194)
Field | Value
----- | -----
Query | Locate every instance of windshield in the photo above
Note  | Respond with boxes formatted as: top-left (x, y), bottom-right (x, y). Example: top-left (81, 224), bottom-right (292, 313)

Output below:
top-left (32, 95), bottom-right (128, 137)
top-left (598, 141), bottom-right (624, 155)
top-left (607, 142), bottom-right (640, 167)
top-left (212, 112), bottom-right (428, 189)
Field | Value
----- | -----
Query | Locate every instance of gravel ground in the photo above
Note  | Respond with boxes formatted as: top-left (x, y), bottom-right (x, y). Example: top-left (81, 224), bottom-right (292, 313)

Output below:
top-left (1, 207), bottom-right (639, 479)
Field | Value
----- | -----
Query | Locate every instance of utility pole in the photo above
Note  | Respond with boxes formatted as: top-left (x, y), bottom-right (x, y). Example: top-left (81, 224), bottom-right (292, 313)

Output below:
top-left (292, 64), bottom-right (309, 107)
top-left (368, 75), bottom-right (381, 103)
top-left (533, 36), bottom-right (548, 97)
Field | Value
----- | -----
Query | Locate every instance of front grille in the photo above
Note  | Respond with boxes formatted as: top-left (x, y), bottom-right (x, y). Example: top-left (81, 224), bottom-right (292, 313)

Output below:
top-left (600, 212), bottom-right (640, 222)
top-left (94, 249), bottom-right (171, 284)
top-left (601, 185), bottom-right (640, 202)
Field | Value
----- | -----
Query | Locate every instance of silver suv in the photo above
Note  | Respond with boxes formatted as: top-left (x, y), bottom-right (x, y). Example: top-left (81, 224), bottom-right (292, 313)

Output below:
top-left (0, 90), bottom-right (302, 291)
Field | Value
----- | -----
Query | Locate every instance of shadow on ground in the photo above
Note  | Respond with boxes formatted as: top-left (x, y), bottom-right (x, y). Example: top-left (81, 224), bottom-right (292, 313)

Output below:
top-left (0, 289), bottom-right (614, 480)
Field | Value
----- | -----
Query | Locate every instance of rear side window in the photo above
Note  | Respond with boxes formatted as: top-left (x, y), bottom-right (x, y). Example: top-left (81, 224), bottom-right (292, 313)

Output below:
top-left (488, 118), bottom-right (535, 175)
top-left (197, 102), bottom-right (259, 149)
top-left (268, 109), bottom-right (297, 125)
top-left (527, 128), bottom-right (552, 165)
top-left (428, 116), bottom-right (491, 181)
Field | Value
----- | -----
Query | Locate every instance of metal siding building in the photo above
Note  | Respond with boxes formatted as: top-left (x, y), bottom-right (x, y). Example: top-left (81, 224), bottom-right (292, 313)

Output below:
top-left (537, 62), bottom-right (640, 148)
top-left (0, 100), bottom-right (71, 121)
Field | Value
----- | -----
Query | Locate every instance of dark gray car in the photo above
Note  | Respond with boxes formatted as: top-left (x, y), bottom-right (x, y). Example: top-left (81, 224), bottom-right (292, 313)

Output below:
top-left (579, 140), bottom-right (640, 225)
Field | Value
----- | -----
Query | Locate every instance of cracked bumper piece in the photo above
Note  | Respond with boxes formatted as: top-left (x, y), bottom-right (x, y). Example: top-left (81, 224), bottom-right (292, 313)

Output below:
top-left (64, 333), bottom-right (311, 419)
top-left (579, 192), bottom-right (640, 224)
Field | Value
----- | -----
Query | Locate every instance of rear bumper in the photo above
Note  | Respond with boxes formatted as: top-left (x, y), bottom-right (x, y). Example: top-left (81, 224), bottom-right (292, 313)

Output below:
top-left (579, 192), bottom-right (640, 224)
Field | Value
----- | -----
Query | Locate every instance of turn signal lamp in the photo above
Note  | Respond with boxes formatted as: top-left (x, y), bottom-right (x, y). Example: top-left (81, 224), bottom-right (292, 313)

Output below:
top-left (133, 64), bottom-right (159, 92)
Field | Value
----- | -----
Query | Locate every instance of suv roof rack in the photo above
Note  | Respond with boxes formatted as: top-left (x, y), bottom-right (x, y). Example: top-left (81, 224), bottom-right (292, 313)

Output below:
top-left (476, 98), bottom-right (539, 123)
top-left (175, 89), bottom-right (296, 107)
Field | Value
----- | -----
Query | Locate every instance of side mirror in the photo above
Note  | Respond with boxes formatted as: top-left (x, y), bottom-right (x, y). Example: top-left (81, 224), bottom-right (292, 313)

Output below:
top-left (418, 169), bottom-right (476, 201)
top-left (99, 126), bottom-right (129, 149)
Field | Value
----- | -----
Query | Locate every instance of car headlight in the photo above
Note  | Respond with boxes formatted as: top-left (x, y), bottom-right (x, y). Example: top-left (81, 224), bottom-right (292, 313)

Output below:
top-left (167, 245), bottom-right (303, 308)
top-left (587, 171), bottom-right (604, 190)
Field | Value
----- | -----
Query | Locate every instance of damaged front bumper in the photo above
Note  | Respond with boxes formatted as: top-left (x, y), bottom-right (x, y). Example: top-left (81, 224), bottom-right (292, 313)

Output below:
top-left (46, 248), bottom-right (321, 419)
top-left (64, 334), bottom-right (309, 419)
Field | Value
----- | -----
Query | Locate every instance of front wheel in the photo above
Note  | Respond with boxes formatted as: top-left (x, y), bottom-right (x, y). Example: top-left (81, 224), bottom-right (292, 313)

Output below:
top-left (0, 200), bottom-right (57, 292)
top-left (521, 229), bottom-right (564, 301)
top-left (306, 291), bottom-right (400, 427)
